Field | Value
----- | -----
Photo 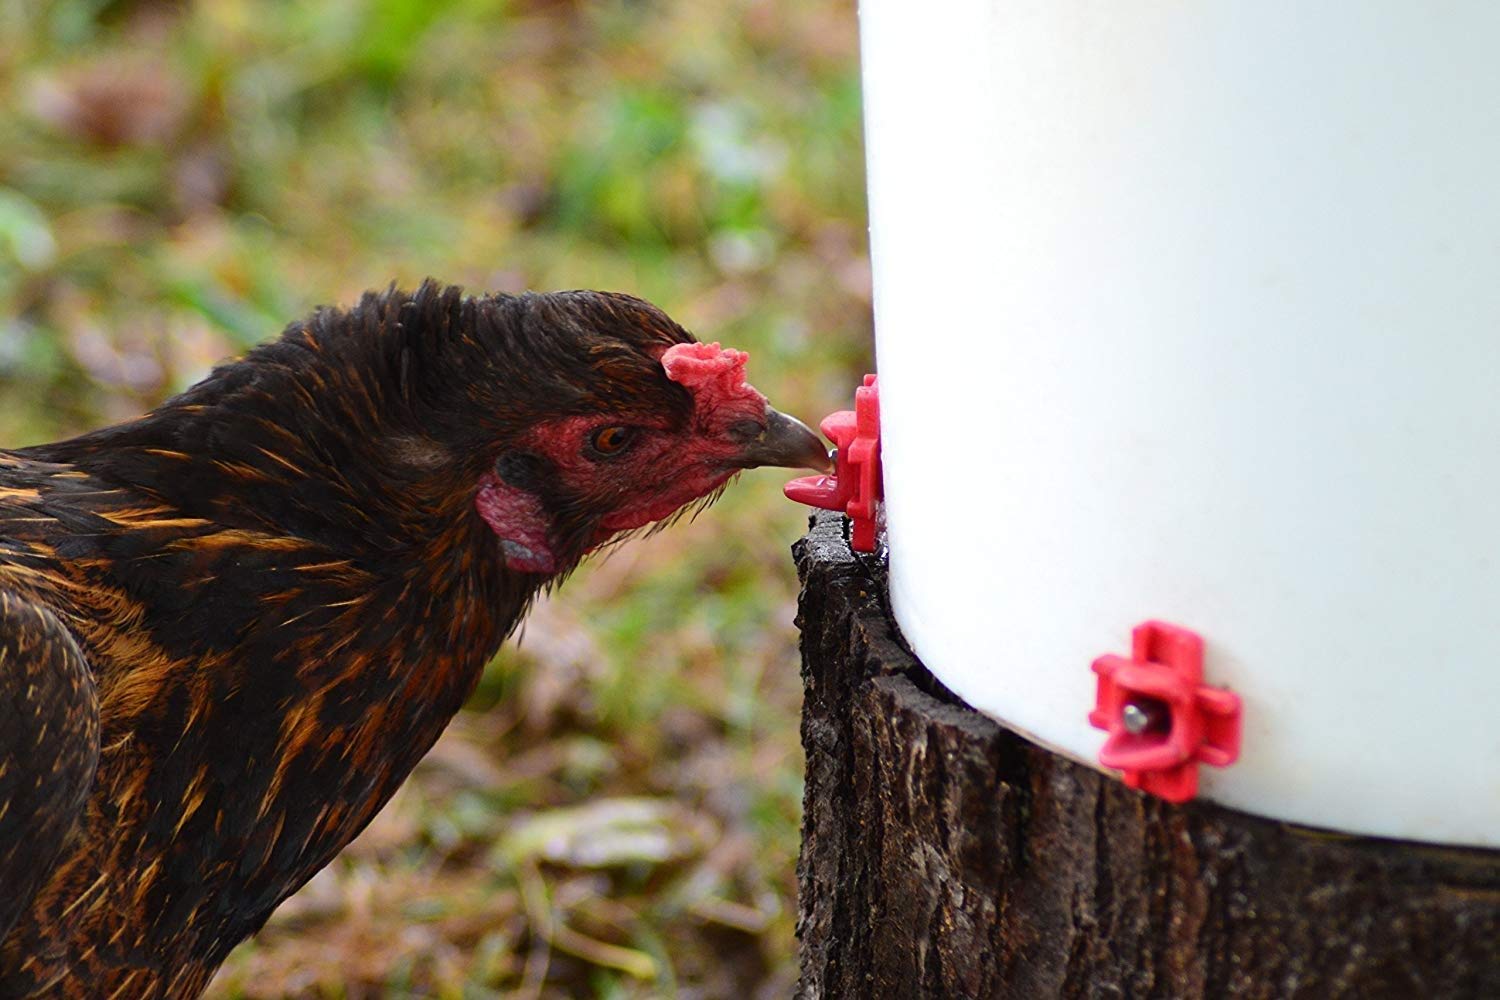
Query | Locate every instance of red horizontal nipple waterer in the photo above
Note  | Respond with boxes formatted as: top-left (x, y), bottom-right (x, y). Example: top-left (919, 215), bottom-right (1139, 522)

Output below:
top-left (784, 374), bottom-right (882, 552)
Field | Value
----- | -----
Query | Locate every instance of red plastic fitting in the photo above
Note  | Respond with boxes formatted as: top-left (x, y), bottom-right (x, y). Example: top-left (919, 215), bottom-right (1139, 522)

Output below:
top-left (784, 374), bottom-right (882, 552)
top-left (1088, 621), bottom-right (1242, 803)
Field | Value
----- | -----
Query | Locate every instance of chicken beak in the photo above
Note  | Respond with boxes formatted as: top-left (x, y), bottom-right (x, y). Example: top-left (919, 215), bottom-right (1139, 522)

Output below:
top-left (736, 407), bottom-right (833, 472)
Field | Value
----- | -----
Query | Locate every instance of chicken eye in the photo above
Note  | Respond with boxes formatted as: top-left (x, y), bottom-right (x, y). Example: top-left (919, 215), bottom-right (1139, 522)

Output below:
top-left (588, 425), bottom-right (637, 458)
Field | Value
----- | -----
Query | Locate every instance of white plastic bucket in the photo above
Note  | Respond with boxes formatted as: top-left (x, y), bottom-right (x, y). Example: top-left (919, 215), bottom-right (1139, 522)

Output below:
top-left (862, 1), bottom-right (1500, 847)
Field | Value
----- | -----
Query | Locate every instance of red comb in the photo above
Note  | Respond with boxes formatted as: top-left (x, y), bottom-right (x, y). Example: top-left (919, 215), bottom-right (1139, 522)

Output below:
top-left (661, 342), bottom-right (764, 408)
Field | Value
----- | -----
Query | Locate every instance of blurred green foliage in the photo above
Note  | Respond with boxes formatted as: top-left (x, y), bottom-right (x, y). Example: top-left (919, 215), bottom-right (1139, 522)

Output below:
top-left (1, 0), bottom-right (869, 996)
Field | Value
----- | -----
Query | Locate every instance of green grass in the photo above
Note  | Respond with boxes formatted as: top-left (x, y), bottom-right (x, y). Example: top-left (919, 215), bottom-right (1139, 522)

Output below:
top-left (0, 0), bottom-right (869, 995)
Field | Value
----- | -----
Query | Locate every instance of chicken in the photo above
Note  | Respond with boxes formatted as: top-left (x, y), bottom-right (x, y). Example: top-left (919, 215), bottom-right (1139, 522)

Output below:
top-left (0, 282), bottom-right (828, 998)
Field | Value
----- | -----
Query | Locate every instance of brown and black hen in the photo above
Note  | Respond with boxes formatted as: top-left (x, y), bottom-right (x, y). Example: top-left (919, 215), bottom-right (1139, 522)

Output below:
top-left (0, 282), bottom-right (827, 998)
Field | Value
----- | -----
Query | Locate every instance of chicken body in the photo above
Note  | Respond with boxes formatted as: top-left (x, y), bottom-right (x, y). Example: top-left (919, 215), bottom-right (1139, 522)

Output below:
top-left (0, 283), bottom-right (824, 997)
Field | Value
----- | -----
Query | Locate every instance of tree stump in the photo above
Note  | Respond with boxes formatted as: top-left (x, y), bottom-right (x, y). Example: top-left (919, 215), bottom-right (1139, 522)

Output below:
top-left (792, 510), bottom-right (1500, 999)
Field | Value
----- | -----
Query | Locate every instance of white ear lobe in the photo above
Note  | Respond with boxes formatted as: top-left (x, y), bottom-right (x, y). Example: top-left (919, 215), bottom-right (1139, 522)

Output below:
top-left (499, 539), bottom-right (553, 574)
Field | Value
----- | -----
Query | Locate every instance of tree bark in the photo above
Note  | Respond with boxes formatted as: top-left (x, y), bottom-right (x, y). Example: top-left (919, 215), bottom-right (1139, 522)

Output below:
top-left (792, 510), bottom-right (1500, 1000)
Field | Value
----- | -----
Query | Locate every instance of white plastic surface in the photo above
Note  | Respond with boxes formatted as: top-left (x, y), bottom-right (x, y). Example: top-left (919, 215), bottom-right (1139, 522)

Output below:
top-left (861, 1), bottom-right (1500, 847)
